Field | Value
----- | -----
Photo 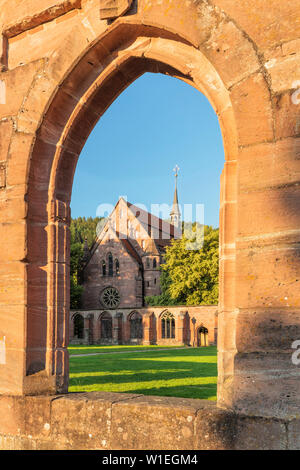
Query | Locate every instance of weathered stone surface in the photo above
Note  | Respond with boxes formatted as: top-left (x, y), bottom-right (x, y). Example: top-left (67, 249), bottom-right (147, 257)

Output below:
top-left (1, 0), bottom-right (82, 38)
top-left (0, 0), bottom-right (299, 450)
top-left (235, 415), bottom-right (287, 450)
top-left (111, 395), bottom-right (209, 450)
top-left (100, 0), bottom-right (133, 20)
top-left (195, 406), bottom-right (236, 450)
top-left (230, 72), bottom-right (273, 146)
top-left (0, 119), bottom-right (13, 161)
top-left (51, 392), bottom-right (141, 449)
top-left (0, 394), bottom-right (297, 450)
top-left (287, 418), bottom-right (300, 450)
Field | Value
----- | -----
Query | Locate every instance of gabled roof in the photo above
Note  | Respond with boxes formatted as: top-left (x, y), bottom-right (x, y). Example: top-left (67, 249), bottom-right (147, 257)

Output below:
top-left (82, 197), bottom-right (181, 270)
top-left (126, 200), bottom-right (181, 240)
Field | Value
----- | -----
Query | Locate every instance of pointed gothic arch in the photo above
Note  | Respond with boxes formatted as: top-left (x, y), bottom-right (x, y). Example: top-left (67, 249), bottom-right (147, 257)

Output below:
top-left (1, 2), bottom-right (285, 421)
top-left (160, 311), bottom-right (176, 339)
top-left (73, 313), bottom-right (84, 340)
top-left (18, 24), bottom-right (239, 397)
top-left (99, 311), bottom-right (113, 340)
top-left (129, 311), bottom-right (143, 340)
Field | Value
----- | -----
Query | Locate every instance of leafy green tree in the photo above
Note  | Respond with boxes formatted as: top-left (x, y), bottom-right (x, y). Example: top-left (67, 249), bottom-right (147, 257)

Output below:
top-left (70, 242), bottom-right (84, 279)
top-left (145, 225), bottom-right (219, 306)
top-left (69, 216), bottom-right (103, 308)
top-left (70, 276), bottom-right (83, 310)
top-left (145, 270), bottom-right (181, 306)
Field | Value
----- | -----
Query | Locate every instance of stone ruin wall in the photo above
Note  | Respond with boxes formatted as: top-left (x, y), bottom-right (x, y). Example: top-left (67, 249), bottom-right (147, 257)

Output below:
top-left (0, 0), bottom-right (299, 450)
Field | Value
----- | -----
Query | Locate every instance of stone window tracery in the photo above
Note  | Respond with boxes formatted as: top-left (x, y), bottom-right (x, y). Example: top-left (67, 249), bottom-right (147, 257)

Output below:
top-left (102, 260), bottom-right (106, 276)
top-left (130, 312), bottom-right (143, 339)
top-left (101, 312), bottom-right (112, 339)
top-left (100, 287), bottom-right (120, 308)
top-left (161, 311), bottom-right (175, 339)
top-left (108, 252), bottom-right (113, 276)
top-left (115, 259), bottom-right (120, 275)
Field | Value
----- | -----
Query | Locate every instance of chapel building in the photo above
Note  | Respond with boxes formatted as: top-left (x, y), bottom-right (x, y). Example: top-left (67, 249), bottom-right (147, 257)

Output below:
top-left (70, 172), bottom-right (218, 346)
top-left (80, 193), bottom-right (181, 311)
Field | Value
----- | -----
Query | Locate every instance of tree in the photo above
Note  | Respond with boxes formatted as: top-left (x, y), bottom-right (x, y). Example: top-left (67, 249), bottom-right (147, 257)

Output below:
top-left (69, 216), bottom-right (103, 308)
top-left (145, 270), bottom-right (181, 306)
top-left (145, 225), bottom-right (219, 306)
top-left (70, 276), bottom-right (83, 309)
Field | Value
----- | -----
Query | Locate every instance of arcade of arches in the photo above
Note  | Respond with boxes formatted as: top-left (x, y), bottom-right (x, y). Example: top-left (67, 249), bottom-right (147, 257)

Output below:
top-left (0, 0), bottom-right (300, 450)
top-left (69, 307), bottom-right (217, 346)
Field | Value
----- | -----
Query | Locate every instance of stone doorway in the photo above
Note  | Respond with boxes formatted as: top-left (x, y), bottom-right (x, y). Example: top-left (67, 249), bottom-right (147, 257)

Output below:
top-left (197, 326), bottom-right (208, 347)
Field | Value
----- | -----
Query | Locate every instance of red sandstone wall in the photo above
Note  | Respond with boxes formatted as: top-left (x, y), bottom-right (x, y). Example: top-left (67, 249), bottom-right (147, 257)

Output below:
top-left (0, 0), bottom-right (299, 449)
top-left (0, 393), bottom-right (295, 450)
top-left (82, 237), bottom-right (141, 309)
top-left (69, 305), bottom-right (218, 346)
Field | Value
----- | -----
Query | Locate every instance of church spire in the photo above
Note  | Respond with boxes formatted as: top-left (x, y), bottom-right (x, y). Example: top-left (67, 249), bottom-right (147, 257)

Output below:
top-left (170, 165), bottom-right (181, 228)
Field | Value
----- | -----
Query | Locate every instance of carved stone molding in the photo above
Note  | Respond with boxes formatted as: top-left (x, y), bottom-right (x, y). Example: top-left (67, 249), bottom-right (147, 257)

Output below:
top-left (100, 0), bottom-right (133, 20)
top-left (49, 199), bottom-right (70, 223)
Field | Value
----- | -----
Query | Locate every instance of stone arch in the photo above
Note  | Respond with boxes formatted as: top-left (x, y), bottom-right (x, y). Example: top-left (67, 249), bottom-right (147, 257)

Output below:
top-left (197, 325), bottom-right (209, 347)
top-left (160, 310), bottom-right (176, 340)
top-left (99, 311), bottom-right (113, 341)
top-left (72, 313), bottom-right (84, 340)
top-left (2, 6), bottom-right (281, 418)
top-left (128, 310), bottom-right (143, 340)
top-left (23, 26), bottom-right (241, 397)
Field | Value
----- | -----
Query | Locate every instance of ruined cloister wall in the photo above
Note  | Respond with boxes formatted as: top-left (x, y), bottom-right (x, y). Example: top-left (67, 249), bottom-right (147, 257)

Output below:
top-left (0, 0), bottom-right (300, 450)
top-left (69, 305), bottom-right (217, 345)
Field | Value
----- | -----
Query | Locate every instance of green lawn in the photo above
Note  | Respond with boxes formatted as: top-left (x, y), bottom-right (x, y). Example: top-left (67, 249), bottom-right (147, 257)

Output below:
top-left (69, 345), bottom-right (217, 400)
top-left (68, 344), bottom-right (186, 355)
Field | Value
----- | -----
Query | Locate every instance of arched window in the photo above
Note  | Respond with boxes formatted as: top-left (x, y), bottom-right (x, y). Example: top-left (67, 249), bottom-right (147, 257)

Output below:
top-left (74, 313), bottom-right (84, 339)
top-left (153, 258), bottom-right (157, 268)
top-left (102, 260), bottom-right (106, 276)
top-left (161, 311), bottom-right (175, 339)
top-left (108, 252), bottom-right (113, 276)
top-left (130, 312), bottom-right (143, 339)
top-left (115, 259), bottom-right (120, 275)
top-left (146, 258), bottom-right (150, 268)
top-left (101, 312), bottom-right (112, 339)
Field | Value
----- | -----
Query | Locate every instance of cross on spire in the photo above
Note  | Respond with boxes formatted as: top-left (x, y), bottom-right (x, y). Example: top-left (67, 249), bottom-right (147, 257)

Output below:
top-left (170, 165), bottom-right (181, 228)
top-left (173, 164), bottom-right (180, 178)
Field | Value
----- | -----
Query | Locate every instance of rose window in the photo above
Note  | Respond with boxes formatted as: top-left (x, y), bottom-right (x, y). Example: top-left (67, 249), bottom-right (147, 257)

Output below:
top-left (100, 287), bottom-right (120, 308)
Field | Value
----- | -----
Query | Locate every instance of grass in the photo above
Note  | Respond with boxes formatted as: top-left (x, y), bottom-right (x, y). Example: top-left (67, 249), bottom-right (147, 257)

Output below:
top-left (68, 344), bottom-right (186, 355)
top-left (68, 345), bottom-right (217, 400)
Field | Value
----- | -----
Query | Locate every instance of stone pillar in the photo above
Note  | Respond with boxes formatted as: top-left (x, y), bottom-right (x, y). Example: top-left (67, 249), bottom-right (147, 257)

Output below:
top-left (176, 312), bottom-right (186, 345)
top-left (218, 161), bottom-right (237, 409)
top-left (113, 312), bottom-right (123, 345)
top-left (88, 314), bottom-right (94, 345)
top-left (143, 312), bottom-right (153, 345)
top-left (83, 317), bottom-right (90, 345)
top-left (191, 318), bottom-right (197, 347)
top-left (124, 313), bottom-right (131, 343)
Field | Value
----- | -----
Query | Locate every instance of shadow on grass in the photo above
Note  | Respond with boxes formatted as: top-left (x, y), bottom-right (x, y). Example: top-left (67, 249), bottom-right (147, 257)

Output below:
top-left (68, 345), bottom-right (186, 355)
top-left (69, 347), bottom-right (217, 400)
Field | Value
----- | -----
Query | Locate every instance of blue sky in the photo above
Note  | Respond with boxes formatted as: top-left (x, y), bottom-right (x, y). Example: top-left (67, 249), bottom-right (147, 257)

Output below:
top-left (71, 73), bottom-right (224, 228)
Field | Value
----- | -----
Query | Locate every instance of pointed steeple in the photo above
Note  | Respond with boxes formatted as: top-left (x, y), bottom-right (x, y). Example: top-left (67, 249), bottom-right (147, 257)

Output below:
top-left (170, 165), bottom-right (181, 228)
